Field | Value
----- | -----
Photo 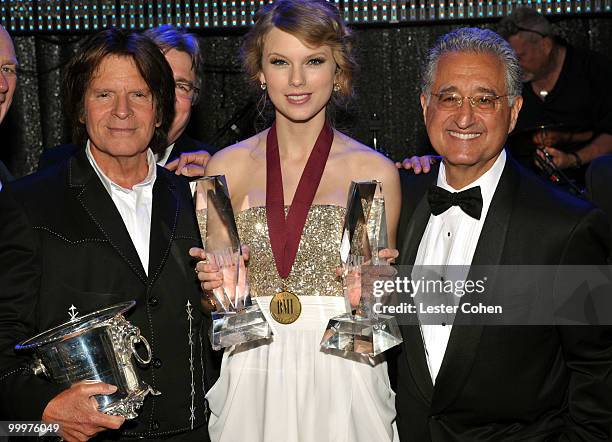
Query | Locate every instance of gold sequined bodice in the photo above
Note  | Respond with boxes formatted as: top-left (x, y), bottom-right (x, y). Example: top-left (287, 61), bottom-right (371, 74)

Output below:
top-left (236, 205), bottom-right (345, 297)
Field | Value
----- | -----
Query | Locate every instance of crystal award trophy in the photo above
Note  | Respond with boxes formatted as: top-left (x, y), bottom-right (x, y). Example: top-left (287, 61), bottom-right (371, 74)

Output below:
top-left (320, 181), bottom-right (403, 357)
top-left (194, 176), bottom-right (272, 350)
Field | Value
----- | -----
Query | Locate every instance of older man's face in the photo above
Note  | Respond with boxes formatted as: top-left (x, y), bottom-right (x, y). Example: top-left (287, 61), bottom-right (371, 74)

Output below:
top-left (0, 28), bottom-right (18, 124)
top-left (421, 52), bottom-right (522, 178)
top-left (83, 55), bottom-right (160, 164)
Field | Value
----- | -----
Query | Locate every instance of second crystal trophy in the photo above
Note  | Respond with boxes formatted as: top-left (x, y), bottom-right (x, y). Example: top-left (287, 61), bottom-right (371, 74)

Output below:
top-left (320, 181), bottom-right (403, 357)
top-left (194, 176), bottom-right (272, 350)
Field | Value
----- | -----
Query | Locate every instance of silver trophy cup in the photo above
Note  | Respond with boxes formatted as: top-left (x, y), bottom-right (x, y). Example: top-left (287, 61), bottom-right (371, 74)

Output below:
top-left (194, 176), bottom-right (272, 350)
top-left (15, 301), bottom-right (159, 419)
top-left (320, 181), bottom-right (403, 357)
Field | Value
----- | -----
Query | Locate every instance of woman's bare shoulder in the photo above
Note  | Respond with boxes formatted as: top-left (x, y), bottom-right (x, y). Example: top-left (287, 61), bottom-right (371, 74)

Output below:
top-left (205, 132), bottom-right (266, 175)
top-left (334, 131), bottom-right (397, 177)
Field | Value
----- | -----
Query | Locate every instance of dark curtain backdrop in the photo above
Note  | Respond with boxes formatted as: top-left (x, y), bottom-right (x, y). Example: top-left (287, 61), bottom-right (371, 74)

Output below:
top-left (1, 16), bottom-right (611, 178)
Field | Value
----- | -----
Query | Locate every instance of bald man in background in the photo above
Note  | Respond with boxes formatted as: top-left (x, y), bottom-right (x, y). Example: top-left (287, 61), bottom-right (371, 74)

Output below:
top-left (0, 25), bottom-right (17, 188)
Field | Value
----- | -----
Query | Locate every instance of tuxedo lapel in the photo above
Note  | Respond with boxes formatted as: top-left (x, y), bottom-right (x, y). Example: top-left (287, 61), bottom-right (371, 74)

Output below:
top-left (431, 155), bottom-right (518, 413)
top-left (469, 157), bottom-right (517, 267)
top-left (399, 197), bottom-right (431, 267)
top-left (0, 160), bottom-right (12, 184)
top-left (401, 323), bottom-right (435, 403)
top-left (68, 151), bottom-right (148, 283)
top-left (148, 168), bottom-right (180, 285)
top-left (397, 168), bottom-right (439, 404)
top-left (398, 165), bottom-right (439, 266)
top-left (168, 133), bottom-right (202, 163)
top-left (168, 135), bottom-right (185, 163)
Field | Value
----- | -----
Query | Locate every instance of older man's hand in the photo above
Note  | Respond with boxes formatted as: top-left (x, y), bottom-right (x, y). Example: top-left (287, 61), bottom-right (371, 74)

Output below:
top-left (42, 381), bottom-right (125, 441)
top-left (395, 155), bottom-right (440, 174)
top-left (190, 246), bottom-right (250, 312)
top-left (165, 150), bottom-right (212, 177)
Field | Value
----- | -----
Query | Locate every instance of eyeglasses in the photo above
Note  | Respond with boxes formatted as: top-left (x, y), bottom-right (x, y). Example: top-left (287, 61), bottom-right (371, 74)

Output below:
top-left (431, 92), bottom-right (511, 112)
top-left (175, 81), bottom-right (200, 99)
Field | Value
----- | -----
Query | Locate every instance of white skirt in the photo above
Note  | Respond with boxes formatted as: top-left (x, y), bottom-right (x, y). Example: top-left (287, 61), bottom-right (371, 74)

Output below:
top-left (206, 296), bottom-right (398, 442)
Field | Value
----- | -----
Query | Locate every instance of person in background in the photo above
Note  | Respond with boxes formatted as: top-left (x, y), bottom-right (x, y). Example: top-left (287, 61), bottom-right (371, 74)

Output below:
top-left (38, 25), bottom-right (217, 177)
top-left (0, 25), bottom-right (18, 187)
top-left (498, 7), bottom-right (612, 181)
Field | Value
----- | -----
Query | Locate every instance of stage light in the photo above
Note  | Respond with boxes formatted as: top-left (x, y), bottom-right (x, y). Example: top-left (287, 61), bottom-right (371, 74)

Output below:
top-left (0, 0), bottom-right (604, 32)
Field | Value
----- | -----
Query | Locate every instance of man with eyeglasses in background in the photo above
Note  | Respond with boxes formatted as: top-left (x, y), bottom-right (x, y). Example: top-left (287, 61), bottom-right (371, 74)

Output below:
top-left (390, 27), bottom-right (612, 441)
top-left (498, 7), bottom-right (612, 184)
top-left (39, 25), bottom-right (217, 176)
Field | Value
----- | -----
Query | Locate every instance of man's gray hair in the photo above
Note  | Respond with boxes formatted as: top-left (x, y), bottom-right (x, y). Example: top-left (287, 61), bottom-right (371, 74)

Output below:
top-left (498, 7), bottom-right (554, 43)
top-left (421, 27), bottom-right (522, 103)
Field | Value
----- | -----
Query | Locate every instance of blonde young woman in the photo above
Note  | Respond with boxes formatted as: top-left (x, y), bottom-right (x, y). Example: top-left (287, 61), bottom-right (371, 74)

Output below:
top-left (192, 1), bottom-right (400, 440)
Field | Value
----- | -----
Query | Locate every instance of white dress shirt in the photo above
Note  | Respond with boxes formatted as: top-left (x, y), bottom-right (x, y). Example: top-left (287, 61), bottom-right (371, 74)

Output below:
top-left (414, 150), bottom-right (506, 383)
top-left (156, 143), bottom-right (175, 166)
top-left (86, 142), bottom-right (157, 275)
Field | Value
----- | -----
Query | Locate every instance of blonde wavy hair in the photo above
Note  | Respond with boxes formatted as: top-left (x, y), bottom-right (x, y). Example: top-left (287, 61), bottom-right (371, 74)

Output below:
top-left (241, 0), bottom-right (357, 104)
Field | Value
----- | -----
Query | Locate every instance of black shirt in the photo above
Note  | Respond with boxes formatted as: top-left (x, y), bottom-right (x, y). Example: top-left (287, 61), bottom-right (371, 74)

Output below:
top-left (515, 43), bottom-right (612, 135)
top-left (509, 44), bottom-right (612, 190)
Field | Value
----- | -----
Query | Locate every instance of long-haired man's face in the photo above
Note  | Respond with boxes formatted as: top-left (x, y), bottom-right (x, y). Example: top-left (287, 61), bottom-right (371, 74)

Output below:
top-left (83, 55), bottom-right (160, 161)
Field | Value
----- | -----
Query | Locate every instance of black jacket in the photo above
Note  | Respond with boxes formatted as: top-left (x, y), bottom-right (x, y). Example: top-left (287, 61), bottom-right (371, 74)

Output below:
top-left (0, 149), bottom-right (218, 440)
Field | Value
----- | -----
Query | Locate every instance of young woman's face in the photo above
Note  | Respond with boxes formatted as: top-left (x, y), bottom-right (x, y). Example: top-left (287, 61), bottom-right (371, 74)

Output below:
top-left (259, 27), bottom-right (337, 124)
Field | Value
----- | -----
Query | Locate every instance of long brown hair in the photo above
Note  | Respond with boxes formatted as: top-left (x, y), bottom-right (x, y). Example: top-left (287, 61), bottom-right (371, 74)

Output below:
top-left (241, 0), bottom-right (357, 105)
top-left (64, 28), bottom-right (175, 154)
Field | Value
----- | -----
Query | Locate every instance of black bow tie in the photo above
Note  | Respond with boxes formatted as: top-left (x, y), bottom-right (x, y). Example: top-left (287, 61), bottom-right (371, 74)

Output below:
top-left (427, 185), bottom-right (483, 220)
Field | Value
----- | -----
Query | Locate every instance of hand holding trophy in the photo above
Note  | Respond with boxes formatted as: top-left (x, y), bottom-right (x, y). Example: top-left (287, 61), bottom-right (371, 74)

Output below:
top-left (320, 181), bottom-right (403, 357)
top-left (194, 176), bottom-right (272, 350)
top-left (16, 301), bottom-right (159, 419)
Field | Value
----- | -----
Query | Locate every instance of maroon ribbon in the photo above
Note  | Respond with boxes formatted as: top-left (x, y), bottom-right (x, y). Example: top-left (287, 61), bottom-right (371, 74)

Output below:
top-left (266, 122), bottom-right (334, 279)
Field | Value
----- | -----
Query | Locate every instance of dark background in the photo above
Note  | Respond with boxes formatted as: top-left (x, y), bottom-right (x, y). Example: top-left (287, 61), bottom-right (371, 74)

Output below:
top-left (1, 15), bottom-right (611, 178)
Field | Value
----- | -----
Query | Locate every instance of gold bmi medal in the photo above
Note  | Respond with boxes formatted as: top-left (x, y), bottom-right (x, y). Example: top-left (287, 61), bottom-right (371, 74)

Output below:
top-left (270, 290), bottom-right (302, 324)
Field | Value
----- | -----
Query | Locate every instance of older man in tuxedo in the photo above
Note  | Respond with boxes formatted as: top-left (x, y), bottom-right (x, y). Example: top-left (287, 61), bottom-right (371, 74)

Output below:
top-left (391, 27), bottom-right (612, 441)
top-left (0, 25), bottom-right (17, 187)
top-left (0, 29), bottom-right (216, 441)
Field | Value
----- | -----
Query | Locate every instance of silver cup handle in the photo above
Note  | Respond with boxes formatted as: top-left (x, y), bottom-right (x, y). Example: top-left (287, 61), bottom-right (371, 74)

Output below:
top-left (129, 335), bottom-right (152, 365)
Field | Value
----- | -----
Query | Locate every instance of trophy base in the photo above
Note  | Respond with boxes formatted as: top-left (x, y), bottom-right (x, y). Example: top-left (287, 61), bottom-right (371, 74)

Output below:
top-left (100, 383), bottom-right (161, 419)
top-left (211, 305), bottom-right (272, 350)
top-left (320, 313), bottom-right (402, 357)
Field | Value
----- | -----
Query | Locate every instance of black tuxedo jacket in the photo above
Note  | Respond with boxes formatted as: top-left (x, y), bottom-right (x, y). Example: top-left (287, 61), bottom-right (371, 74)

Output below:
top-left (37, 132), bottom-right (219, 171)
top-left (390, 155), bottom-right (612, 441)
top-left (0, 149), bottom-right (218, 440)
top-left (0, 159), bottom-right (12, 184)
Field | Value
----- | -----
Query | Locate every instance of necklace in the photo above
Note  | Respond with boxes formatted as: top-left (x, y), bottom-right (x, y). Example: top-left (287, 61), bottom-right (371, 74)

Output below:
top-left (265, 121), bottom-right (334, 324)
